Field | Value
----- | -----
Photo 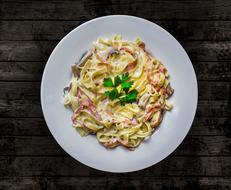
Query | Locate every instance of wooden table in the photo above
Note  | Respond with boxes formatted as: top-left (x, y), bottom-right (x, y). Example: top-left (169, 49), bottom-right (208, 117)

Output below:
top-left (0, 0), bottom-right (230, 189)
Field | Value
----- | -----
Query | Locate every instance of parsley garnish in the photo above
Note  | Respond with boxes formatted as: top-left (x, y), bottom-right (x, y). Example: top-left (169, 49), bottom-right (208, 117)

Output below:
top-left (103, 77), bottom-right (114, 87)
top-left (121, 81), bottom-right (133, 93)
top-left (119, 90), bottom-right (138, 105)
top-left (114, 76), bottom-right (121, 87)
top-left (105, 88), bottom-right (120, 100)
top-left (120, 72), bottom-right (133, 92)
top-left (121, 72), bottom-right (129, 82)
top-left (103, 73), bottom-right (138, 105)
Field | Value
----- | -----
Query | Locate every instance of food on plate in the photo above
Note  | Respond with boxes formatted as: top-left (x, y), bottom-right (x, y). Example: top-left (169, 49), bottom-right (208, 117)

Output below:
top-left (64, 35), bottom-right (174, 150)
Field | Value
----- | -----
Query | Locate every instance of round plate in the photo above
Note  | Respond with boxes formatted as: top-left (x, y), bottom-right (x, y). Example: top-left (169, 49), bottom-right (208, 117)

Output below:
top-left (41, 15), bottom-right (198, 173)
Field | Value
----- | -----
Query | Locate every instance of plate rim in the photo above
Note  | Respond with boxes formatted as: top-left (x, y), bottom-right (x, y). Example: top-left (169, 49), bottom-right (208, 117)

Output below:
top-left (41, 15), bottom-right (198, 173)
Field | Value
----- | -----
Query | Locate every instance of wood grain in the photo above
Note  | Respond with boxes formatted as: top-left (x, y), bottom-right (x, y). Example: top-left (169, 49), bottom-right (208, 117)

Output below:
top-left (0, 99), bottom-right (41, 117)
top-left (195, 100), bottom-right (230, 117)
top-left (0, 41), bottom-right (56, 62)
top-left (0, 156), bottom-right (230, 177)
top-left (198, 81), bottom-right (231, 100)
top-left (0, 81), bottom-right (230, 100)
top-left (0, 62), bottom-right (45, 81)
top-left (0, 117), bottom-right (230, 136)
top-left (0, 135), bottom-right (230, 156)
top-left (190, 117), bottom-right (231, 136)
top-left (0, 177), bottom-right (230, 190)
top-left (0, 118), bottom-right (50, 136)
top-left (0, 0), bottom-right (231, 20)
top-left (0, 99), bottom-right (229, 117)
top-left (0, 82), bottom-right (40, 100)
top-left (0, 0), bottom-right (231, 187)
top-left (1, 61), bottom-right (230, 81)
top-left (1, 41), bottom-right (231, 62)
top-left (1, 20), bottom-right (231, 41)
top-left (194, 61), bottom-right (231, 81)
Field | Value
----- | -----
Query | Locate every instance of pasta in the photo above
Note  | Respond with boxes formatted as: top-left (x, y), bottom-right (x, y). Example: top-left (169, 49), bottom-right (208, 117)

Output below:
top-left (63, 35), bottom-right (174, 150)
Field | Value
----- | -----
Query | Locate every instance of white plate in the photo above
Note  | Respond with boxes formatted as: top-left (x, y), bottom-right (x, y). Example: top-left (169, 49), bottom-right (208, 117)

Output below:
top-left (41, 15), bottom-right (198, 173)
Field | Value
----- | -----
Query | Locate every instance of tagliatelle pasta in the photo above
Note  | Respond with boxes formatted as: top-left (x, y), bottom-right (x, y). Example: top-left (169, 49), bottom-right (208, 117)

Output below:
top-left (63, 35), bottom-right (174, 150)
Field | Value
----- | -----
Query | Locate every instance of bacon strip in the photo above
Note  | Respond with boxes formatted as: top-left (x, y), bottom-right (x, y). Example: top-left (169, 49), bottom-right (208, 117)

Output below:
top-left (71, 104), bottom-right (84, 122)
top-left (126, 60), bottom-right (137, 71)
top-left (143, 103), bottom-right (161, 121)
top-left (147, 69), bottom-right (159, 86)
top-left (138, 42), bottom-right (145, 49)
top-left (120, 47), bottom-right (134, 55)
top-left (102, 140), bottom-right (119, 149)
top-left (73, 88), bottom-right (102, 121)
top-left (117, 138), bottom-right (130, 147)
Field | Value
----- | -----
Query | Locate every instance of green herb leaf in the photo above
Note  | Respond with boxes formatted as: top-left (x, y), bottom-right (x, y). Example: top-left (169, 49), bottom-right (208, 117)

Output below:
top-left (114, 76), bottom-right (121, 87)
top-left (105, 88), bottom-right (120, 100)
top-left (119, 89), bottom-right (138, 105)
top-left (105, 91), bottom-right (111, 96)
top-left (128, 89), bottom-right (138, 99)
top-left (104, 73), bottom-right (138, 105)
top-left (121, 81), bottom-right (133, 92)
top-left (121, 72), bottom-right (129, 82)
top-left (103, 77), bottom-right (113, 87)
top-left (119, 96), bottom-right (126, 105)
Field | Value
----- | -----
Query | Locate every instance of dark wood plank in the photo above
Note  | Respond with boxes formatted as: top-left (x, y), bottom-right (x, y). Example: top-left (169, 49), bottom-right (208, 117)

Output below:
top-left (0, 156), bottom-right (230, 177)
top-left (0, 99), bottom-right (229, 117)
top-left (0, 0), bottom-right (230, 186)
top-left (181, 41), bottom-right (231, 62)
top-left (0, 0), bottom-right (231, 20)
top-left (0, 118), bottom-right (50, 136)
top-left (0, 62), bottom-right (45, 81)
top-left (164, 20), bottom-right (231, 41)
top-left (1, 41), bottom-right (231, 62)
top-left (0, 136), bottom-right (66, 156)
top-left (0, 99), bottom-right (42, 117)
top-left (174, 136), bottom-right (231, 156)
top-left (0, 135), bottom-right (230, 156)
top-left (0, 82), bottom-right (40, 100)
top-left (0, 177), bottom-right (230, 190)
top-left (0, 99), bottom-right (229, 118)
top-left (198, 81), bottom-right (231, 100)
top-left (0, 81), bottom-right (230, 100)
top-left (1, 20), bottom-right (231, 41)
top-left (0, 41), bottom-right (56, 62)
top-left (0, 117), bottom-right (230, 136)
top-left (0, 21), bottom-right (82, 41)
top-left (1, 61), bottom-right (230, 81)
top-left (189, 117), bottom-right (231, 136)
top-left (194, 61), bottom-right (231, 81)
top-left (195, 100), bottom-right (231, 117)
